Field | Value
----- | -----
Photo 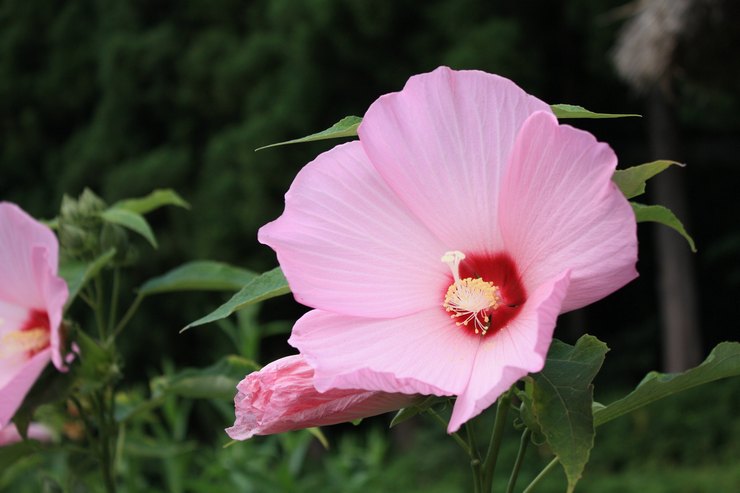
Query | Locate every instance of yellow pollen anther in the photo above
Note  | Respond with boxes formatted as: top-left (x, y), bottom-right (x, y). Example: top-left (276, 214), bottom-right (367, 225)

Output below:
top-left (441, 251), bottom-right (502, 335)
top-left (0, 328), bottom-right (50, 358)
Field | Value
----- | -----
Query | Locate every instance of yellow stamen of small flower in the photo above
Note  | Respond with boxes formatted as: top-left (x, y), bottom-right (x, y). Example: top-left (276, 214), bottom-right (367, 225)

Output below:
top-left (0, 328), bottom-right (50, 358)
top-left (442, 251), bottom-right (502, 335)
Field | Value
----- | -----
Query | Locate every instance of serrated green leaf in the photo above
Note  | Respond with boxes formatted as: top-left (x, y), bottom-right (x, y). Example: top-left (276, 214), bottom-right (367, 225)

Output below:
top-left (58, 248), bottom-right (116, 308)
top-left (100, 208), bottom-right (157, 248)
top-left (632, 202), bottom-right (697, 252)
top-left (529, 335), bottom-right (609, 493)
top-left (551, 104), bottom-right (640, 119)
top-left (594, 342), bottom-right (740, 427)
top-left (612, 160), bottom-right (683, 199)
top-left (151, 355), bottom-right (259, 401)
top-left (183, 267), bottom-right (290, 331)
top-left (111, 189), bottom-right (190, 214)
top-left (138, 261), bottom-right (257, 296)
top-left (256, 116), bottom-right (361, 150)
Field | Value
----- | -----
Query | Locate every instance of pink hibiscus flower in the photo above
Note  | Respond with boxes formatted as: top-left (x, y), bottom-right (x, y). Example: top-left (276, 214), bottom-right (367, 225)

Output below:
top-left (259, 67), bottom-right (638, 432)
top-left (0, 202), bottom-right (69, 429)
top-left (227, 355), bottom-right (419, 440)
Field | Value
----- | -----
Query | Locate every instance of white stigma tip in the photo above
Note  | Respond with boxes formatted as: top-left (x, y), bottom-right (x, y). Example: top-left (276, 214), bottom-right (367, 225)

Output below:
top-left (441, 250), bottom-right (466, 283)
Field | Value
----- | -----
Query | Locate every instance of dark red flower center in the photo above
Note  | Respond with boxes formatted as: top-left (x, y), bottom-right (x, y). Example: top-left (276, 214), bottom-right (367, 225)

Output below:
top-left (441, 251), bottom-right (526, 338)
top-left (1, 310), bottom-right (51, 358)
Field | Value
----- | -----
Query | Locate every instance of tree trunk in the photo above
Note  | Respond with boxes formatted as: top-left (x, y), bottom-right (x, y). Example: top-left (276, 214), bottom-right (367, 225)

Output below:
top-left (647, 87), bottom-right (702, 372)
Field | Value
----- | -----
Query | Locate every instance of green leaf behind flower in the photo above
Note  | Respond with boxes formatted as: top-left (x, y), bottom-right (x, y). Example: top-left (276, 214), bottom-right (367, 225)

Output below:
top-left (594, 341), bottom-right (740, 427)
top-left (613, 160), bottom-right (683, 199)
top-left (183, 267), bottom-right (291, 331)
top-left (100, 209), bottom-right (158, 248)
top-left (139, 261), bottom-right (257, 296)
top-left (256, 116), bottom-right (361, 150)
top-left (151, 355), bottom-right (259, 401)
top-left (551, 104), bottom-right (641, 119)
top-left (632, 202), bottom-right (697, 252)
top-left (117, 356), bottom-right (259, 423)
top-left (528, 335), bottom-right (609, 493)
top-left (59, 248), bottom-right (117, 308)
top-left (110, 189), bottom-right (190, 214)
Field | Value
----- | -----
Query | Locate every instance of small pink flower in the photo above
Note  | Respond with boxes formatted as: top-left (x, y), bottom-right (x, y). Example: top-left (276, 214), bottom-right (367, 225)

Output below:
top-left (227, 355), bottom-right (419, 440)
top-left (0, 203), bottom-right (68, 429)
top-left (260, 67), bottom-right (638, 432)
top-left (0, 422), bottom-right (53, 446)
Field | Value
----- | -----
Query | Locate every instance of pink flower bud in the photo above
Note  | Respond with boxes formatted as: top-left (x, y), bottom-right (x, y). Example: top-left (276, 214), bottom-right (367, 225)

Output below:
top-left (226, 355), bottom-right (419, 440)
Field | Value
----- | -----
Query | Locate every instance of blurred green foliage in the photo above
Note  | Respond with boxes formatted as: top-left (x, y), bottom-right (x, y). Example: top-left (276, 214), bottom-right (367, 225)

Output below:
top-left (2, 375), bottom-right (738, 492)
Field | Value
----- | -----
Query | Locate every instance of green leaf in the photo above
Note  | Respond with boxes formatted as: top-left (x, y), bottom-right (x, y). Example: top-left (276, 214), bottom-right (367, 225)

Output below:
top-left (183, 267), bottom-right (290, 331)
top-left (551, 104), bottom-right (641, 119)
top-left (0, 441), bottom-right (42, 471)
top-left (594, 341), bottom-right (740, 427)
top-left (307, 427), bottom-right (330, 450)
top-left (58, 248), bottom-right (116, 308)
top-left (138, 261), bottom-right (257, 296)
top-left (99, 208), bottom-right (158, 248)
top-left (516, 379), bottom-right (546, 445)
top-left (256, 116), bottom-right (361, 150)
top-left (151, 355), bottom-right (259, 401)
top-left (612, 160), bottom-right (683, 199)
top-left (110, 189), bottom-right (190, 214)
top-left (390, 396), bottom-right (443, 428)
top-left (528, 335), bottom-right (609, 493)
top-left (73, 330), bottom-right (120, 395)
top-left (632, 202), bottom-right (697, 252)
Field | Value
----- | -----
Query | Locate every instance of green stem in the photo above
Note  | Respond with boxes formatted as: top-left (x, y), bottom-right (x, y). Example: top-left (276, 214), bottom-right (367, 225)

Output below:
top-left (94, 275), bottom-right (107, 340)
top-left (112, 293), bottom-right (144, 339)
top-left (426, 408), bottom-right (473, 458)
top-left (107, 268), bottom-right (120, 336)
top-left (466, 421), bottom-right (483, 493)
top-left (505, 429), bottom-right (531, 493)
top-left (95, 390), bottom-right (117, 493)
top-left (69, 396), bottom-right (96, 448)
top-left (78, 290), bottom-right (97, 309)
top-left (482, 391), bottom-right (512, 492)
top-left (522, 458), bottom-right (558, 493)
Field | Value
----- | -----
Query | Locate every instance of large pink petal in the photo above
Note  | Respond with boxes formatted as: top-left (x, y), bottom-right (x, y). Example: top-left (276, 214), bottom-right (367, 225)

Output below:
top-left (359, 66), bottom-right (551, 251)
top-left (499, 112), bottom-right (638, 312)
top-left (0, 203), bottom-right (68, 370)
top-left (289, 308), bottom-right (480, 397)
top-left (259, 141), bottom-right (449, 318)
top-left (0, 348), bottom-right (50, 429)
top-left (449, 271), bottom-right (571, 432)
top-left (37, 250), bottom-right (68, 371)
top-left (226, 355), bottom-right (418, 440)
top-left (0, 203), bottom-right (60, 310)
top-left (0, 301), bottom-right (30, 337)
